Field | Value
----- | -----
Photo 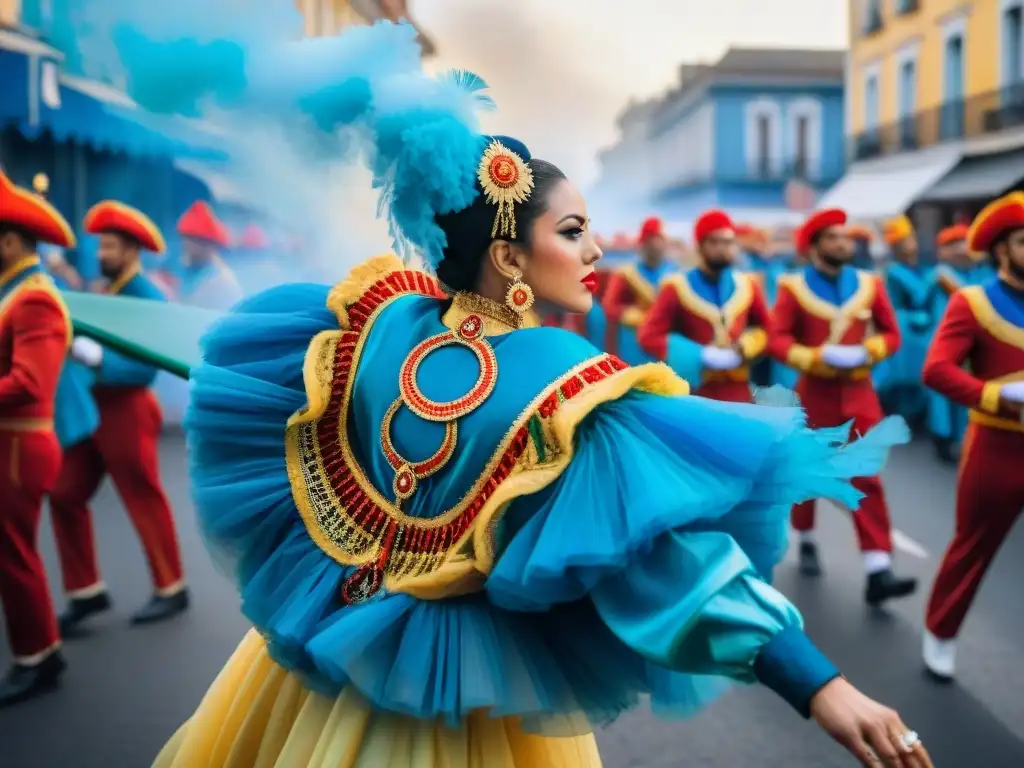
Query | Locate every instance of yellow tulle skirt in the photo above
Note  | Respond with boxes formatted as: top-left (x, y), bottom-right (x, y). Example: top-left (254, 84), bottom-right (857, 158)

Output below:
top-left (154, 629), bottom-right (603, 767)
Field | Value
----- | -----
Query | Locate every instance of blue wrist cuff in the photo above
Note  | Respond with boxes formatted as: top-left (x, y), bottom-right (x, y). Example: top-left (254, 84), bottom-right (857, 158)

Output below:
top-left (753, 626), bottom-right (840, 719)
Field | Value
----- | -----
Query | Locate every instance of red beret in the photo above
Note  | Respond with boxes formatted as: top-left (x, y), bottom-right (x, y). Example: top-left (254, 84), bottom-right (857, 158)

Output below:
top-left (796, 208), bottom-right (847, 253)
top-left (84, 200), bottom-right (166, 253)
top-left (638, 216), bottom-right (664, 243)
top-left (177, 201), bottom-right (231, 248)
top-left (238, 224), bottom-right (269, 250)
top-left (0, 169), bottom-right (76, 248)
top-left (967, 193), bottom-right (1024, 253)
top-left (936, 224), bottom-right (968, 247)
top-left (693, 209), bottom-right (735, 243)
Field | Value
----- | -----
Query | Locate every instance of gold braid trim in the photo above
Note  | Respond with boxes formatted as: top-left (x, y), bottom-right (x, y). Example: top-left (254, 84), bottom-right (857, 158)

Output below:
top-left (400, 361), bottom-right (690, 600)
top-left (325, 253), bottom-right (410, 329)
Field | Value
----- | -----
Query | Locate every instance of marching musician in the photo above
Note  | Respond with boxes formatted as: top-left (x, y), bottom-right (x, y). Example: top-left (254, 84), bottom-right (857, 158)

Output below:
top-left (638, 209), bottom-right (770, 402)
top-left (920, 193), bottom-right (1024, 681)
top-left (601, 216), bottom-right (677, 363)
top-left (0, 171), bottom-right (74, 706)
top-left (53, 201), bottom-right (189, 631)
top-left (177, 201), bottom-right (243, 311)
top-left (767, 208), bottom-right (917, 604)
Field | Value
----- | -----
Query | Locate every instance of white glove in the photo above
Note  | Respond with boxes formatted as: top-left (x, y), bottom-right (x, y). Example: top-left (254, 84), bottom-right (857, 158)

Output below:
top-left (820, 344), bottom-right (868, 369)
top-left (701, 345), bottom-right (743, 371)
top-left (71, 337), bottom-right (104, 368)
top-left (1000, 381), bottom-right (1024, 404)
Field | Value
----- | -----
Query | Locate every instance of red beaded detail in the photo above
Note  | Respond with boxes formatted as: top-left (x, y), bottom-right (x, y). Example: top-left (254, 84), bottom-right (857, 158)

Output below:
top-left (297, 268), bottom-right (631, 606)
top-left (397, 318), bottom-right (498, 423)
top-left (381, 399), bottom-right (458, 502)
top-left (489, 154), bottom-right (519, 188)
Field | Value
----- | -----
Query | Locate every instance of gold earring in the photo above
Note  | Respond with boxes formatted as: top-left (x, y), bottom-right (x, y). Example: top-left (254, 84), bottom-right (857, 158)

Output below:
top-left (504, 269), bottom-right (535, 314)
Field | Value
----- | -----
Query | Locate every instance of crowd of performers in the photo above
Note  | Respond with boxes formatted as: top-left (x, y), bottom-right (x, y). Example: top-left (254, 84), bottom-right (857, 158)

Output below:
top-left (0, 169), bottom-right (248, 706)
top-left (544, 203), bottom-right (1023, 684)
top-left (0, 162), bottom-right (1020, 717)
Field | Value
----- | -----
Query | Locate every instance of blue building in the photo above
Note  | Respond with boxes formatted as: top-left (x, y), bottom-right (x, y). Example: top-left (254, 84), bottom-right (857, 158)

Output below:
top-left (0, 2), bottom-right (223, 280)
top-left (592, 48), bottom-right (846, 234)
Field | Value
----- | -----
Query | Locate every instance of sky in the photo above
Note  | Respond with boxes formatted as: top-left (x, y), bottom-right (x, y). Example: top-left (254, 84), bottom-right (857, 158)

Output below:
top-left (414, 0), bottom-right (848, 187)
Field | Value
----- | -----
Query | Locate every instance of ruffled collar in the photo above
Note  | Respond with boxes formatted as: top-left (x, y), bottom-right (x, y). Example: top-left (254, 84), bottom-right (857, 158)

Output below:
top-left (442, 291), bottom-right (539, 336)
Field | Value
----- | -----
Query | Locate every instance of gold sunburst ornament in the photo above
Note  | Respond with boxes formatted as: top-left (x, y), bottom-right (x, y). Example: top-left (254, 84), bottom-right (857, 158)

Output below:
top-left (478, 140), bottom-right (534, 240)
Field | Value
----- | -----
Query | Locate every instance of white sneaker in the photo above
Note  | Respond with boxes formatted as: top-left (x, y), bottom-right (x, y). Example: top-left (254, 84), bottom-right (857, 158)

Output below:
top-left (922, 631), bottom-right (956, 680)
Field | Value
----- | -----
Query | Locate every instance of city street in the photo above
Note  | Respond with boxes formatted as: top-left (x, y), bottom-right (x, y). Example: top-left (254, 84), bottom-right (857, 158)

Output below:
top-left (1, 433), bottom-right (1023, 767)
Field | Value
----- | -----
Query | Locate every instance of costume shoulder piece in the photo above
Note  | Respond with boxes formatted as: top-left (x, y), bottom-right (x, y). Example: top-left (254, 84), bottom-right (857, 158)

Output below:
top-left (0, 272), bottom-right (71, 342)
top-left (285, 254), bottom-right (688, 604)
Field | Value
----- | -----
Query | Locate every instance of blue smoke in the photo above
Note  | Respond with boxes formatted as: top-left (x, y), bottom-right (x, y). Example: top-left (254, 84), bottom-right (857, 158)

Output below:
top-left (70, 2), bottom-right (497, 278)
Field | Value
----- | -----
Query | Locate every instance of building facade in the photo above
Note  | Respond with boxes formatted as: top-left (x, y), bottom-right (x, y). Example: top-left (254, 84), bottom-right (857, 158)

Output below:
top-left (0, 1), bottom-right (219, 281)
top-left (591, 48), bottom-right (846, 236)
top-left (822, 0), bottom-right (1024, 239)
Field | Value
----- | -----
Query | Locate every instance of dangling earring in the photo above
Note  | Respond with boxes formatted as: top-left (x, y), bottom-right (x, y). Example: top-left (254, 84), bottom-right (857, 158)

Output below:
top-left (504, 269), bottom-right (535, 314)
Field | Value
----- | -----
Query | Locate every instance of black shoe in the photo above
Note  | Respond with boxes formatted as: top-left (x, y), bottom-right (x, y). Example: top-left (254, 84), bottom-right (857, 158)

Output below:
top-left (798, 541), bottom-right (822, 577)
top-left (131, 589), bottom-right (189, 625)
top-left (59, 591), bottom-right (113, 636)
top-left (865, 569), bottom-right (917, 606)
top-left (933, 438), bottom-right (958, 465)
top-left (0, 652), bottom-right (66, 708)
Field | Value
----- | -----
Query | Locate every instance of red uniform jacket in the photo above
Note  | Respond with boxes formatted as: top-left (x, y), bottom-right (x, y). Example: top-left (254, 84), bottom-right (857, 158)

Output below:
top-left (768, 267), bottom-right (901, 418)
top-left (602, 263), bottom-right (661, 327)
top-left (922, 283), bottom-right (1024, 433)
top-left (638, 269), bottom-right (769, 400)
top-left (0, 273), bottom-right (71, 423)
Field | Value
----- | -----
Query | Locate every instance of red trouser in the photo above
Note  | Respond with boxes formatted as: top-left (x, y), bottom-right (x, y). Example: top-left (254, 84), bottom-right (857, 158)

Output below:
top-left (0, 430), bottom-right (61, 658)
top-left (790, 377), bottom-right (894, 552)
top-left (50, 388), bottom-right (184, 595)
top-left (926, 424), bottom-right (1024, 639)
top-left (696, 378), bottom-right (753, 404)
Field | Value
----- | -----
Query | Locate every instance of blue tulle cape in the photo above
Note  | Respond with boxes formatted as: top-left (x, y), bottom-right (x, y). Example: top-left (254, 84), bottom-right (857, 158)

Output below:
top-left (186, 283), bottom-right (908, 734)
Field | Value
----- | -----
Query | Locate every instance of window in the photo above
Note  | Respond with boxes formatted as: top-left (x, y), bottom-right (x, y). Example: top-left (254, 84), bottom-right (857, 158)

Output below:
top-left (896, 0), bottom-right (919, 14)
top-left (896, 45), bottom-right (919, 149)
top-left (865, 73), bottom-right (880, 129)
top-left (862, 0), bottom-right (883, 35)
top-left (942, 26), bottom-right (965, 140)
top-left (1003, 3), bottom-right (1023, 87)
top-left (757, 115), bottom-right (771, 177)
top-left (744, 99), bottom-right (782, 178)
top-left (794, 116), bottom-right (809, 177)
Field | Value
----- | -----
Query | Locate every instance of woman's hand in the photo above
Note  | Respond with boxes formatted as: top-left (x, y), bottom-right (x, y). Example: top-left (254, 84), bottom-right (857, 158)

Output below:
top-left (810, 677), bottom-right (934, 767)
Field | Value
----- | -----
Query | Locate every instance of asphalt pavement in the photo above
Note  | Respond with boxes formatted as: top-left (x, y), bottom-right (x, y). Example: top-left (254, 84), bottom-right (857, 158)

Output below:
top-left (1, 434), bottom-right (1022, 768)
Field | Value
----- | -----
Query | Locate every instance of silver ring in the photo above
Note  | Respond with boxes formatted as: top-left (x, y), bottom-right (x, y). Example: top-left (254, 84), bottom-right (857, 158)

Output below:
top-left (900, 730), bottom-right (921, 749)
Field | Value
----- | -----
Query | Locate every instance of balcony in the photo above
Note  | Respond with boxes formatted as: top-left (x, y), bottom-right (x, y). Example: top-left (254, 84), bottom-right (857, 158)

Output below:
top-left (862, 5), bottom-right (883, 36)
top-left (896, 0), bottom-right (920, 15)
top-left (849, 86), bottom-right (1024, 161)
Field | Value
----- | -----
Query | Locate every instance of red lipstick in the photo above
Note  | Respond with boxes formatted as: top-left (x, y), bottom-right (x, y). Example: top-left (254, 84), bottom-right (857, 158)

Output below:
top-left (581, 272), bottom-right (599, 293)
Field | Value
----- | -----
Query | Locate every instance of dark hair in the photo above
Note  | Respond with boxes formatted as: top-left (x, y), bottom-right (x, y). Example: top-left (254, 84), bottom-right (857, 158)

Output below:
top-left (0, 223), bottom-right (39, 253)
top-left (435, 159), bottom-right (567, 292)
top-left (101, 230), bottom-right (143, 251)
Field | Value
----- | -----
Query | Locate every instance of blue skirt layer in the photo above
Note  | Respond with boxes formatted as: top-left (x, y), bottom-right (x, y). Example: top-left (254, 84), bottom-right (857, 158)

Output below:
top-left (186, 284), bottom-right (908, 735)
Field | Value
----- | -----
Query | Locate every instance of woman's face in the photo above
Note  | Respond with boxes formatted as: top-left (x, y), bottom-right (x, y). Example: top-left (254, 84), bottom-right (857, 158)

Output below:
top-left (519, 179), bottom-right (602, 314)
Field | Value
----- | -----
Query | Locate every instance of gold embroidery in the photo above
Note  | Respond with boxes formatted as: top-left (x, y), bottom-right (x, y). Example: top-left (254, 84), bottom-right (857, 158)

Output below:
top-left (863, 335), bottom-right (889, 364)
top-left (0, 273), bottom-right (72, 349)
top-left (664, 271), bottom-right (754, 347)
top-left (979, 382), bottom-right (1003, 414)
top-left (737, 328), bottom-right (767, 360)
top-left (0, 256), bottom-right (41, 292)
top-left (779, 270), bottom-right (876, 343)
top-left (106, 262), bottom-right (142, 296)
top-left (286, 257), bottom-right (672, 602)
top-left (442, 292), bottom-right (539, 335)
top-left (961, 286), bottom-right (1024, 350)
top-left (618, 263), bottom-right (658, 307)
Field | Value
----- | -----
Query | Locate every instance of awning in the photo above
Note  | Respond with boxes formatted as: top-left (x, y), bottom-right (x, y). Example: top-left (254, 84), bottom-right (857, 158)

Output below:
top-left (816, 145), bottom-right (962, 219)
top-left (42, 77), bottom-right (225, 160)
top-left (918, 148), bottom-right (1024, 202)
